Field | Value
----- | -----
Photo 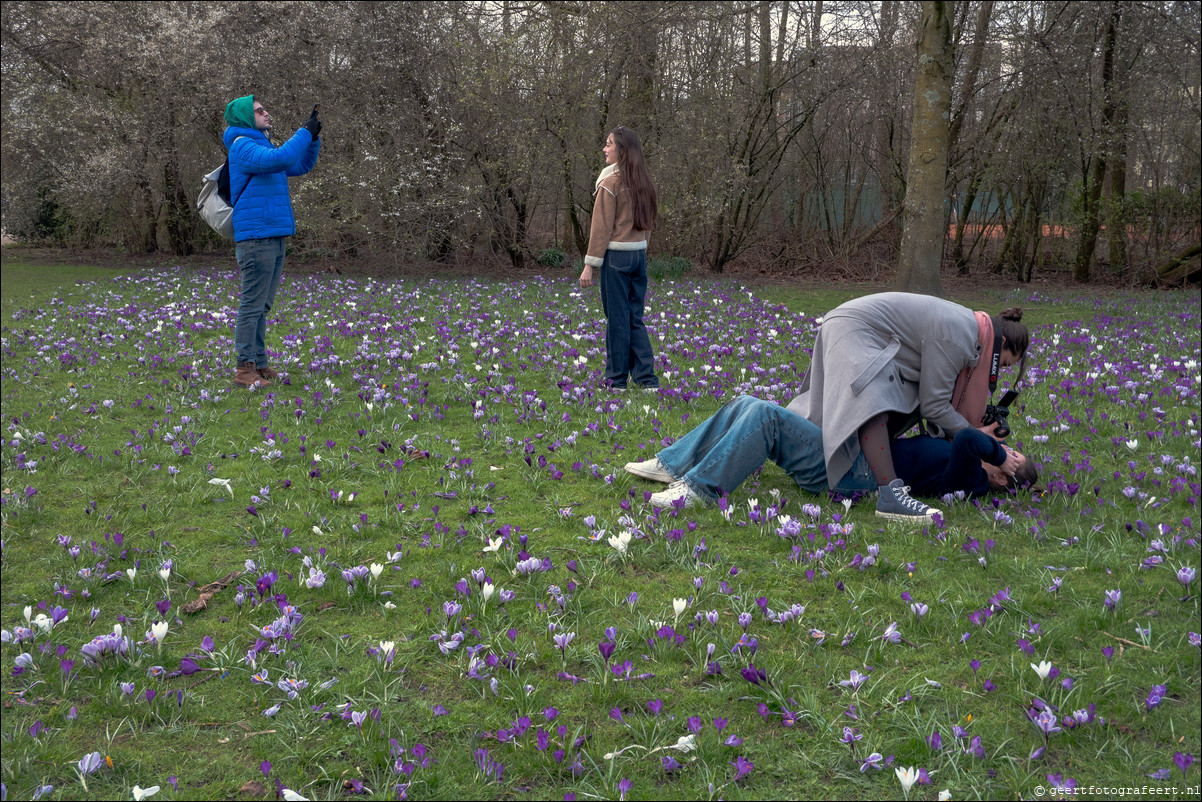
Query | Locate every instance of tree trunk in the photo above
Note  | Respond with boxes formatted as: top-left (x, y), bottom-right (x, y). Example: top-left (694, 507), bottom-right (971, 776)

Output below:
top-left (953, 175), bottom-right (981, 274)
top-left (1073, 5), bottom-right (1119, 283)
top-left (626, 2), bottom-right (658, 136)
top-left (874, 0), bottom-right (902, 257)
top-left (1153, 244), bottom-right (1200, 285)
top-left (947, 0), bottom-right (992, 156)
top-left (1107, 46), bottom-right (1129, 276)
top-left (896, 0), bottom-right (953, 296)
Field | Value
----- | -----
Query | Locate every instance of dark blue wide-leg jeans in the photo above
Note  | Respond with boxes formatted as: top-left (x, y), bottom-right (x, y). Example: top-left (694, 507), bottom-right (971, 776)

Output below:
top-left (599, 248), bottom-right (658, 388)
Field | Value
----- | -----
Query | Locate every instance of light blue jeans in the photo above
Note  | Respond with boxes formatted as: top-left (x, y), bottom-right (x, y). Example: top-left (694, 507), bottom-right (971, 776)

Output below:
top-left (234, 237), bottom-right (286, 367)
top-left (656, 395), bottom-right (876, 502)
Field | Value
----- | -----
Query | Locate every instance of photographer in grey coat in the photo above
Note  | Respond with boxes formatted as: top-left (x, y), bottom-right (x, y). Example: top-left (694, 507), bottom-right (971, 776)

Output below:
top-left (786, 292), bottom-right (1029, 523)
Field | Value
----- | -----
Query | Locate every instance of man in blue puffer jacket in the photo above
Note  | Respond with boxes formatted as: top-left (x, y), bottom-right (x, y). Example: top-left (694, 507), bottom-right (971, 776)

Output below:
top-left (222, 94), bottom-right (321, 388)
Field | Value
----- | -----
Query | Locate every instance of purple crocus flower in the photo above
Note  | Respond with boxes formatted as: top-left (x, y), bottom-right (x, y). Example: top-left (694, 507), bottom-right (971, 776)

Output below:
top-left (1032, 709), bottom-right (1061, 738)
top-left (1103, 588), bottom-right (1122, 610)
top-left (1178, 566), bottom-right (1197, 589)
top-left (1174, 751), bottom-right (1195, 776)
top-left (740, 664), bottom-right (768, 686)
top-left (647, 699), bottom-right (663, 716)
top-left (1145, 683), bottom-right (1167, 711)
top-left (77, 751), bottom-right (103, 775)
top-left (730, 756), bottom-right (754, 781)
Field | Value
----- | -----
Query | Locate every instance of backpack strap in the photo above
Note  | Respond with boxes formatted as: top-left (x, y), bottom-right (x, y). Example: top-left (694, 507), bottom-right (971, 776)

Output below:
top-left (227, 136), bottom-right (249, 208)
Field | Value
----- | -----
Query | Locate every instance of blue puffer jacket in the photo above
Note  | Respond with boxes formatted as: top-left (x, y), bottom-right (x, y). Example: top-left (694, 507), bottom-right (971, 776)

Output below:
top-left (222, 126), bottom-right (320, 242)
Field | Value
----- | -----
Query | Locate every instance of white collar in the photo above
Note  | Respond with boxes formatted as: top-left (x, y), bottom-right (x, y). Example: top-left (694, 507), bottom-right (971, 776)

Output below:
top-left (595, 163), bottom-right (618, 189)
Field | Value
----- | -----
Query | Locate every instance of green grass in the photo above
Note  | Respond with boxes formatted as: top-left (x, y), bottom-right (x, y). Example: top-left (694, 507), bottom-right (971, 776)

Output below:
top-left (0, 255), bottom-right (1198, 800)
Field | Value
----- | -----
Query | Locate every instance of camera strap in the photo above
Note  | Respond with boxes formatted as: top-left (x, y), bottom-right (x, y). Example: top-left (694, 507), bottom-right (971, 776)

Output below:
top-left (987, 332), bottom-right (1003, 393)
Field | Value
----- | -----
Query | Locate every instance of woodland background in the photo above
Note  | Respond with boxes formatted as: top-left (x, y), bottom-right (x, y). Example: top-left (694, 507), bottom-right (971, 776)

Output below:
top-left (1, 1), bottom-right (1198, 284)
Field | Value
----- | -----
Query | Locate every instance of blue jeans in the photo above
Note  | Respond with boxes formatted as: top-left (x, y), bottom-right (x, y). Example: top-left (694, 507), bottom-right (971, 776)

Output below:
top-left (599, 249), bottom-right (658, 388)
top-left (234, 237), bottom-right (286, 367)
top-left (656, 395), bottom-right (876, 502)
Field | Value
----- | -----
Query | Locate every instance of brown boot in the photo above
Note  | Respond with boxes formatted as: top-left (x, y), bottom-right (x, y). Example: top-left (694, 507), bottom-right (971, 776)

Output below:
top-left (257, 365), bottom-right (280, 381)
top-left (234, 361), bottom-right (271, 389)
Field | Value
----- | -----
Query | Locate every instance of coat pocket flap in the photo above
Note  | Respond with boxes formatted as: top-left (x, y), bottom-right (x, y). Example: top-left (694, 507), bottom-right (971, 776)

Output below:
top-left (850, 337), bottom-right (901, 395)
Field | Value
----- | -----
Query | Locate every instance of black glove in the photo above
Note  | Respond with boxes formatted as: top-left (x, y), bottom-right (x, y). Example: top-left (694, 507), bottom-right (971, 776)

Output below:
top-left (301, 107), bottom-right (322, 139)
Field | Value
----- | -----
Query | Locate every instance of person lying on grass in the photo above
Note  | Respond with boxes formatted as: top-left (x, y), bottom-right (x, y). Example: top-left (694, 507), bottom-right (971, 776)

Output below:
top-left (624, 394), bottom-right (1037, 515)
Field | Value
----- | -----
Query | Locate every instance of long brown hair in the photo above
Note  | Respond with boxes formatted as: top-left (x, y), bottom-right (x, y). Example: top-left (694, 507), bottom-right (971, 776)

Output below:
top-left (611, 126), bottom-right (657, 232)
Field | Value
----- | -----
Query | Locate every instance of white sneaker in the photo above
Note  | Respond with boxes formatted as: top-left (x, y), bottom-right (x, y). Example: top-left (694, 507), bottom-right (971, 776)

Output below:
top-left (649, 481), bottom-right (704, 509)
top-left (624, 457), bottom-right (674, 484)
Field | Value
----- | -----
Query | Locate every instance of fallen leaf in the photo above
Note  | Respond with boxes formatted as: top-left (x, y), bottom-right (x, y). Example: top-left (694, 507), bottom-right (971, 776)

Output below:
top-left (238, 780), bottom-right (268, 798)
top-left (181, 571), bottom-right (243, 615)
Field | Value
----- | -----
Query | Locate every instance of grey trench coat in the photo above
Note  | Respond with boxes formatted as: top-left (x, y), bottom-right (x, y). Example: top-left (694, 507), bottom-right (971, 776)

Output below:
top-left (785, 292), bottom-right (984, 488)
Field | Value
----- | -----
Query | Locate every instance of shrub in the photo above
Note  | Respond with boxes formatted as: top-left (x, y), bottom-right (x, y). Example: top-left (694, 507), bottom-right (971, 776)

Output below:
top-left (537, 247), bottom-right (567, 268)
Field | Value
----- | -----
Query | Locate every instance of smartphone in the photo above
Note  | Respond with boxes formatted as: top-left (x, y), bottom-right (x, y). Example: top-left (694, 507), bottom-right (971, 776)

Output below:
top-left (312, 104), bottom-right (320, 115)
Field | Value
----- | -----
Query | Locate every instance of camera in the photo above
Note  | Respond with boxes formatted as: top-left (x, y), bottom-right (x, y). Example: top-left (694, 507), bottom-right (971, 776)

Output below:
top-left (982, 389), bottom-right (1019, 439)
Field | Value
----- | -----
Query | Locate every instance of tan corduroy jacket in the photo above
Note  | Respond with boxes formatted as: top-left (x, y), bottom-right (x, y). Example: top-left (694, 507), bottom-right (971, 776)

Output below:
top-left (584, 164), bottom-right (650, 267)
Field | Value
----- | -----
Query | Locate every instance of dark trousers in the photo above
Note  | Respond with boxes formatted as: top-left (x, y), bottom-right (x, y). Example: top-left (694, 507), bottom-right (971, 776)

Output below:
top-left (599, 248), bottom-right (658, 388)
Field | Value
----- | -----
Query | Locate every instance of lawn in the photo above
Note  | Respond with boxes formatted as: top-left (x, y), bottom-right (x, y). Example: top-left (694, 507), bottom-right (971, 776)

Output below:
top-left (1, 255), bottom-right (1198, 801)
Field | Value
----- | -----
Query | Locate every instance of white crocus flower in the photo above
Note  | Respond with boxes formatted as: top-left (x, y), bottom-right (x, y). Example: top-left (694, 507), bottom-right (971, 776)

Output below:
top-left (939, 790), bottom-right (952, 801)
top-left (608, 530), bottom-right (632, 555)
top-left (481, 582), bottom-right (495, 603)
top-left (379, 641), bottom-right (395, 660)
top-left (673, 598), bottom-right (687, 619)
top-left (207, 477), bottom-right (234, 496)
top-left (150, 620), bottom-right (169, 645)
top-left (1031, 660), bottom-right (1053, 680)
top-left (483, 537), bottom-right (503, 553)
top-left (895, 766), bottom-right (919, 798)
top-left (127, 567), bottom-right (138, 582)
top-left (132, 785), bottom-right (161, 801)
top-left (369, 563), bottom-right (384, 581)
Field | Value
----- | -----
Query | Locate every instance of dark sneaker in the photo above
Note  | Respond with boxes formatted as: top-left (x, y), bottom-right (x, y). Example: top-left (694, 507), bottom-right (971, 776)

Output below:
top-left (624, 457), bottom-right (674, 483)
top-left (876, 479), bottom-right (940, 522)
top-left (650, 481), bottom-right (704, 509)
top-left (234, 361), bottom-right (271, 389)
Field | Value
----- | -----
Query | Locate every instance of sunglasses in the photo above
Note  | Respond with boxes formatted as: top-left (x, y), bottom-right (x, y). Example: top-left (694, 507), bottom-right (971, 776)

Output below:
top-left (254, 108), bottom-right (269, 116)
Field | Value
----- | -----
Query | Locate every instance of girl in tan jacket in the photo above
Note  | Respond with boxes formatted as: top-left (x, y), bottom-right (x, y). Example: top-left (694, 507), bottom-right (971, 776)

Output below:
top-left (578, 127), bottom-right (660, 390)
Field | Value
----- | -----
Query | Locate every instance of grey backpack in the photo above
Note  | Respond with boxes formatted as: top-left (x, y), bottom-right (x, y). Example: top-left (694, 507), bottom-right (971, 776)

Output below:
top-left (197, 137), bottom-right (246, 238)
